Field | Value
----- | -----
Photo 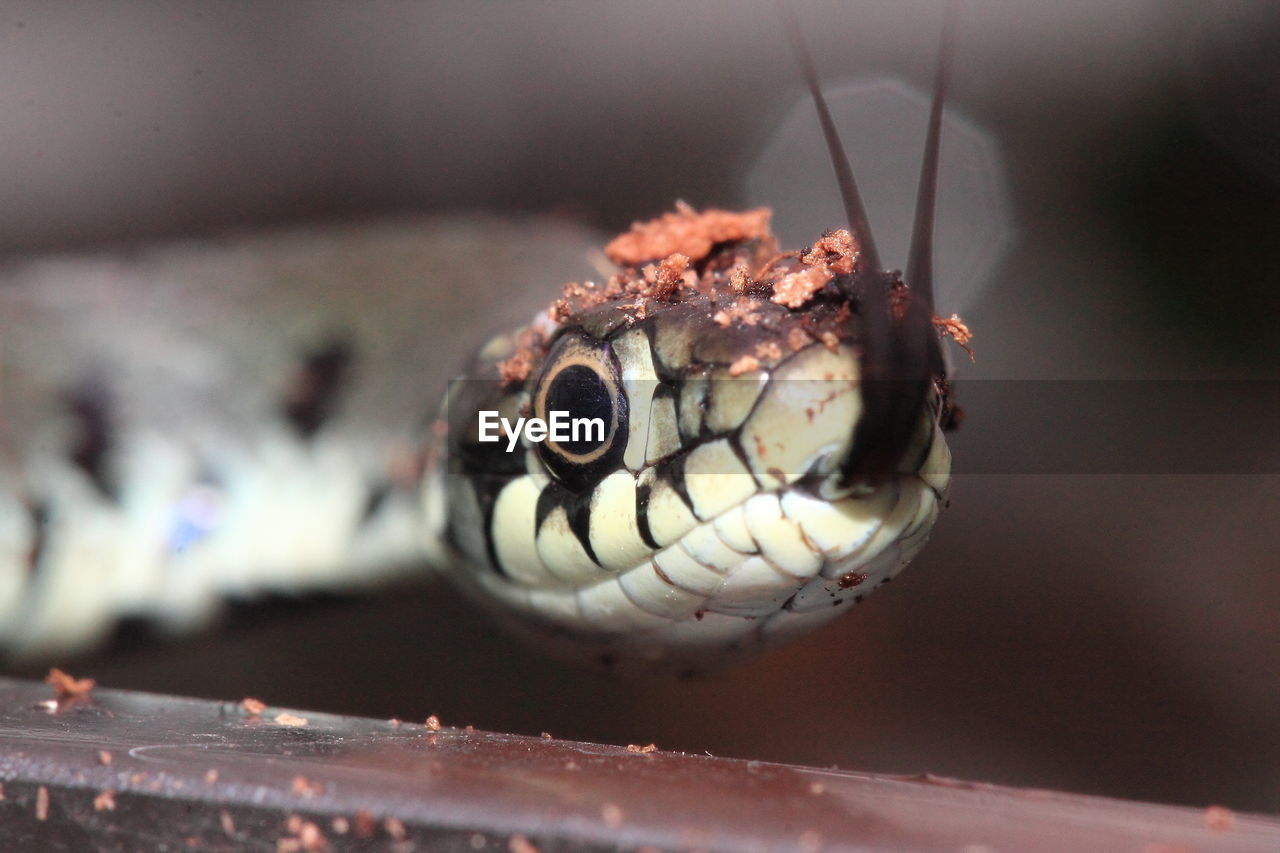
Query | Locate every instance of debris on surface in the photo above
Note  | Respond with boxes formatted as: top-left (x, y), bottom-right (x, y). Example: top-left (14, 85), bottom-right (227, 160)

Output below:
top-left (1205, 805), bottom-right (1235, 831)
top-left (93, 790), bottom-right (116, 812)
top-left (45, 668), bottom-right (94, 701)
top-left (273, 712), bottom-right (308, 727)
top-left (240, 697), bottom-right (267, 716)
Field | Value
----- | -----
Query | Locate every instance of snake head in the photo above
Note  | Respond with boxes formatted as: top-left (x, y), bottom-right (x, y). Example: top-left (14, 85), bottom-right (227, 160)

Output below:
top-left (432, 205), bottom-right (952, 673)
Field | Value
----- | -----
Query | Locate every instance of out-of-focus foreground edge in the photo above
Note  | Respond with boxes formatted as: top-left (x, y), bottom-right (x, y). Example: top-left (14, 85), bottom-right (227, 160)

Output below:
top-left (0, 677), bottom-right (1274, 852)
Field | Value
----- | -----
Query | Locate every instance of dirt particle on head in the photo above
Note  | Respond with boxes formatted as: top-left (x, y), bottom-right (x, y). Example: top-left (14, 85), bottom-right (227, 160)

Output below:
top-left (273, 712), bottom-right (308, 727)
top-left (424, 715), bottom-right (442, 731)
top-left (239, 697), bottom-right (266, 716)
top-left (497, 347), bottom-right (536, 385)
top-left (934, 313), bottom-right (975, 359)
top-left (643, 252), bottom-right (691, 302)
top-left (768, 227), bottom-right (857, 309)
top-left (787, 326), bottom-right (812, 351)
top-left (754, 340), bottom-right (783, 361)
top-left (35, 785), bottom-right (48, 821)
top-left (771, 264), bottom-right (830, 309)
top-left (728, 354), bottom-right (760, 376)
top-left (605, 203), bottom-right (772, 267)
top-left (837, 572), bottom-right (868, 589)
top-left (625, 743), bottom-right (658, 754)
top-left (804, 229), bottom-right (857, 275)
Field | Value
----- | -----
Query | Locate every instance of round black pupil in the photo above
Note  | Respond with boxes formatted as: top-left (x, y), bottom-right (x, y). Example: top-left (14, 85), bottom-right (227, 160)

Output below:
top-left (544, 364), bottom-right (613, 455)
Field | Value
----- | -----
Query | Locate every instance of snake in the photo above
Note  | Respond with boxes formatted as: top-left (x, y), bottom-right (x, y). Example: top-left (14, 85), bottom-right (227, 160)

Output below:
top-left (0, 13), bottom-right (963, 673)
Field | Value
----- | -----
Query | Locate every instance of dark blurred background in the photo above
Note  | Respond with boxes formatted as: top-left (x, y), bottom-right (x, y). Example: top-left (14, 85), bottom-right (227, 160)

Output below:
top-left (3, 0), bottom-right (1280, 816)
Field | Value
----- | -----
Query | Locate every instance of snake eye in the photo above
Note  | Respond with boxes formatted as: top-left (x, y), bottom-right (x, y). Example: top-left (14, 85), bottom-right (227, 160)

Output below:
top-left (533, 333), bottom-right (628, 492)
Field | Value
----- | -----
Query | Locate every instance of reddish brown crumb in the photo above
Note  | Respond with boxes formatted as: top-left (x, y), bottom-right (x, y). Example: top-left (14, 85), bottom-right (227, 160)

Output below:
top-left (35, 785), bottom-right (48, 821)
top-left (798, 829), bottom-right (824, 852)
top-left (771, 264), bottom-right (829, 309)
top-left (220, 810), bottom-right (236, 836)
top-left (888, 280), bottom-right (912, 321)
top-left (837, 572), bottom-right (867, 589)
top-left (508, 834), bottom-right (542, 853)
top-left (600, 803), bottom-right (624, 828)
top-left (274, 712), bottom-right (308, 727)
top-left (754, 340), bottom-right (782, 361)
top-left (384, 817), bottom-right (407, 841)
top-left (1205, 805), bottom-right (1235, 831)
top-left (712, 299), bottom-right (762, 328)
top-left (625, 743), bottom-right (658, 754)
top-left (497, 347), bottom-right (535, 385)
top-left (605, 203), bottom-right (771, 266)
top-left (97, 750), bottom-right (112, 766)
top-left (353, 810), bottom-right (377, 838)
top-left (424, 715), bottom-right (441, 731)
top-left (46, 668), bottom-right (94, 700)
top-left (768, 228), bottom-right (857, 309)
top-left (240, 697), bottom-right (266, 716)
top-left (728, 355), bottom-right (759, 377)
top-left (643, 252), bottom-right (691, 302)
top-left (277, 819), bottom-right (329, 853)
top-left (292, 775), bottom-right (323, 797)
top-left (298, 823), bottom-right (328, 852)
top-left (540, 732), bottom-right (552, 739)
top-left (550, 279), bottom-right (611, 324)
top-left (934, 313), bottom-right (975, 360)
top-left (803, 229), bottom-right (857, 275)
top-left (93, 789), bottom-right (116, 812)
top-left (787, 327), bottom-right (812, 352)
